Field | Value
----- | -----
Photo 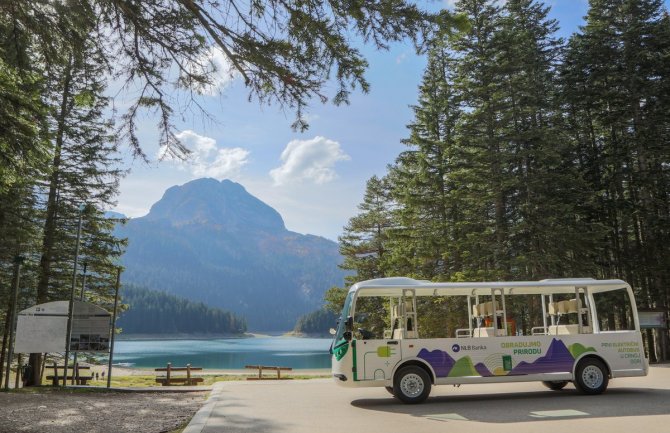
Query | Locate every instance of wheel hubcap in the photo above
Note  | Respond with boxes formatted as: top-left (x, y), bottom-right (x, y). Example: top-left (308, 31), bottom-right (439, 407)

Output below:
top-left (400, 373), bottom-right (424, 397)
top-left (582, 365), bottom-right (604, 389)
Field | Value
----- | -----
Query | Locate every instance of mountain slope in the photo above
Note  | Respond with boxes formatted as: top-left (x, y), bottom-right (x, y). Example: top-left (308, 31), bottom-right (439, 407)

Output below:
top-left (117, 178), bottom-right (345, 330)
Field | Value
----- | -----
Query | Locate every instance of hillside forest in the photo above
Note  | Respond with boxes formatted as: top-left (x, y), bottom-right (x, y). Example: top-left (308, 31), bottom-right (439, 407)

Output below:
top-left (117, 286), bottom-right (247, 336)
top-left (328, 0), bottom-right (670, 362)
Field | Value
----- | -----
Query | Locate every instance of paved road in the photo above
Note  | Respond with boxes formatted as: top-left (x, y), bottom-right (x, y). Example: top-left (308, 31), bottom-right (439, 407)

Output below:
top-left (185, 366), bottom-right (670, 433)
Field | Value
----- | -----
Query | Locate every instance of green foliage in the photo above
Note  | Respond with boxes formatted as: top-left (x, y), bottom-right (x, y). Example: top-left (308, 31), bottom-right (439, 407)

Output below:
top-left (324, 286), bottom-right (348, 314)
top-left (293, 308), bottom-right (337, 336)
top-left (117, 285), bottom-right (246, 335)
top-left (339, 176), bottom-right (395, 284)
top-left (0, 2), bottom-right (127, 384)
top-left (1, 0), bottom-right (457, 159)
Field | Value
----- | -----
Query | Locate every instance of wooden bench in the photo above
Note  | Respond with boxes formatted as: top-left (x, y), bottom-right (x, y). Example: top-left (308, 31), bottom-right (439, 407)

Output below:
top-left (45, 363), bottom-right (93, 386)
top-left (245, 365), bottom-right (293, 380)
top-left (155, 363), bottom-right (204, 386)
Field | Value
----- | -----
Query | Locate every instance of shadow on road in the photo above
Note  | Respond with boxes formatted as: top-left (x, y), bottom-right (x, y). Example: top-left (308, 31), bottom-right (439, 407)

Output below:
top-left (351, 386), bottom-right (670, 423)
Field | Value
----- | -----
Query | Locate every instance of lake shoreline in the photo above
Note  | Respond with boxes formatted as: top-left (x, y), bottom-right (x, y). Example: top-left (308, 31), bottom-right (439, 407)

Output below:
top-left (106, 365), bottom-right (331, 376)
top-left (116, 332), bottom-right (278, 341)
top-left (112, 336), bottom-right (332, 370)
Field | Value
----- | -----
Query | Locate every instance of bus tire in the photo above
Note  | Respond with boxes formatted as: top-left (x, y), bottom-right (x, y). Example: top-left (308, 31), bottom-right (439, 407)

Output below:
top-left (393, 366), bottom-right (431, 404)
top-left (574, 358), bottom-right (609, 395)
top-left (542, 380), bottom-right (568, 391)
top-left (385, 386), bottom-right (395, 396)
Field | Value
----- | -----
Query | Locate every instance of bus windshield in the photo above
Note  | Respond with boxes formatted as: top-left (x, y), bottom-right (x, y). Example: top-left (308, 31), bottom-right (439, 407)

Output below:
top-left (332, 292), bottom-right (354, 343)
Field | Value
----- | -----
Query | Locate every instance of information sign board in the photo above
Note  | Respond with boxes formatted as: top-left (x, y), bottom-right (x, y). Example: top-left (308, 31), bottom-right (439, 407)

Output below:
top-left (14, 301), bottom-right (111, 353)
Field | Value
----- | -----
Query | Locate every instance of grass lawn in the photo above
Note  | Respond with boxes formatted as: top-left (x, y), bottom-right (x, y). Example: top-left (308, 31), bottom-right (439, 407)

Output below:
top-left (94, 373), bottom-right (330, 387)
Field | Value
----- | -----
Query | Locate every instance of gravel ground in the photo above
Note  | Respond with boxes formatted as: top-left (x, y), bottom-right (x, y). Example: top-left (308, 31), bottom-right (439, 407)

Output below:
top-left (0, 389), bottom-right (208, 433)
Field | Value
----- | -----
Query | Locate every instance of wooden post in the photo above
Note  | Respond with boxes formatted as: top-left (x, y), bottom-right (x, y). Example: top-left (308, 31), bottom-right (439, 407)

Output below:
top-left (187, 364), bottom-right (191, 385)
top-left (3, 256), bottom-right (24, 390)
top-left (276, 367), bottom-right (280, 380)
top-left (259, 366), bottom-right (262, 379)
top-left (14, 354), bottom-right (22, 389)
top-left (53, 362), bottom-right (58, 386)
top-left (106, 267), bottom-right (121, 389)
top-left (39, 354), bottom-right (46, 385)
top-left (166, 362), bottom-right (171, 386)
top-left (63, 208), bottom-right (84, 387)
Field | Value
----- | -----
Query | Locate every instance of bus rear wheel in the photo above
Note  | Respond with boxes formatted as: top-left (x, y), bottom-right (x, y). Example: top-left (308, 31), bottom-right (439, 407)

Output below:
top-left (542, 380), bottom-right (568, 391)
top-left (393, 366), bottom-right (431, 404)
top-left (574, 358), bottom-right (609, 395)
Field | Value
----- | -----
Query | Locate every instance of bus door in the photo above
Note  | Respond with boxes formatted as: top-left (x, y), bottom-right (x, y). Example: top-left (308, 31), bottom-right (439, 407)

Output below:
top-left (353, 292), bottom-right (413, 381)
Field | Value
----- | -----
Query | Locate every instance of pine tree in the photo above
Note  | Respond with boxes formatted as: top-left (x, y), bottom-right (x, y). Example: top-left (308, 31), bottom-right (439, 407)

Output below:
top-left (339, 175), bottom-right (395, 284)
top-left (387, 41), bottom-right (462, 280)
top-left (450, 0), bottom-right (510, 277)
top-left (497, 0), bottom-right (601, 279)
top-left (24, 24), bottom-right (126, 384)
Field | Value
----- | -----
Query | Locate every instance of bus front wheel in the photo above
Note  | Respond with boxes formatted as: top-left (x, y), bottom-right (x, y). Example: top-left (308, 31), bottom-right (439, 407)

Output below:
top-left (393, 366), bottom-right (431, 404)
top-left (542, 380), bottom-right (568, 391)
top-left (574, 358), bottom-right (609, 395)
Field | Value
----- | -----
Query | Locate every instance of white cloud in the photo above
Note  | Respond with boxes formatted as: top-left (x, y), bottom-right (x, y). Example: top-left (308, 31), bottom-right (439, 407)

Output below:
top-left (270, 136), bottom-right (350, 186)
top-left (193, 147), bottom-right (250, 179)
top-left (158, 130), bottom-right (250, 180)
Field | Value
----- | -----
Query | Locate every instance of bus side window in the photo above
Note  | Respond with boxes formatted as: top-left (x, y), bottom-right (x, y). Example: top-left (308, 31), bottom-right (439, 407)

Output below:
top-left (593, 289), bottom-right (635, 332)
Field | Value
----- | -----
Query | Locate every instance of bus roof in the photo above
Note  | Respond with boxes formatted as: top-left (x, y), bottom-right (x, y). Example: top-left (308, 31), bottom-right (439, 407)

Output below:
top-left (349, 277), bottom-right (631, 297)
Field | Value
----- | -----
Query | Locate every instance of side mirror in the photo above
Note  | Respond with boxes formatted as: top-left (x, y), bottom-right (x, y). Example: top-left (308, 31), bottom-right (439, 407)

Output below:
top-left (343, 331), bottom-right (353, 341)
top-left (345, 316), bottom-right (353, 331)
top-left (329, 328), bottom-right (336, 336)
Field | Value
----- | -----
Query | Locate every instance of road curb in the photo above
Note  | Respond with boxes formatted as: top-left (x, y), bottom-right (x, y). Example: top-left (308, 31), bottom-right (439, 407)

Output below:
top-left (183, 382), bottom-right (225, 433)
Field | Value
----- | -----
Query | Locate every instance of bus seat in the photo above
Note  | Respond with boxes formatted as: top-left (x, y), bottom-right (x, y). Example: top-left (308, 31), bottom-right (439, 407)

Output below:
top-left (405, 300), bottom-right (415, 312)
top-left (548, 302), bottom-right (559, 316)
top-left (557, 300), bottom-right (569, 315)
top-left (561, 324), bottom-right (579, 334)
top-left (549, 324), bottom-right (580, 335)
top-left (392, 328), bottom-right (404, 339)
top-left (485, 301), bottom-right (498, 316)
top-left (567, 299), bottom-right (579, 314)
top-left (473, 327), bottom-right (495, 337)
top-left (472, 304), bottom-right (482, 318)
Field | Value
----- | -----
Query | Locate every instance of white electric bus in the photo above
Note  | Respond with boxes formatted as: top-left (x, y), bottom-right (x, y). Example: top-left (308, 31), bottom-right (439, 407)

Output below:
top-left (330, 277), bottom-right (648, 404)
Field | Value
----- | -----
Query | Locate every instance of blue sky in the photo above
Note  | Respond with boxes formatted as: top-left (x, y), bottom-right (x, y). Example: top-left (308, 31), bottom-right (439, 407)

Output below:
top-left (113, 0), bottom-right (666, 241)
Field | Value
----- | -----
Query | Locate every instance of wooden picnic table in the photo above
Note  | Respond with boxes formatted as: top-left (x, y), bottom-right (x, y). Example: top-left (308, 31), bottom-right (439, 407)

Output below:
top-left (45, 363), bottom-right (93, 386)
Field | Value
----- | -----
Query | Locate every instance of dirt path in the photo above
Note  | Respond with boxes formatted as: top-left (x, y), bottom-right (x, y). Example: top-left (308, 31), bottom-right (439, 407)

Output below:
top-left (0, 389), bottom-right (207, 433)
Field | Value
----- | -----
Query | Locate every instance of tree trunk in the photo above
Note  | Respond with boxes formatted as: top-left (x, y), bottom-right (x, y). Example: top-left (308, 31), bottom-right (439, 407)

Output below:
top-left (0, 306), bottom-right (10, 386)
top-left (28, 56), bottom-right (73, 386)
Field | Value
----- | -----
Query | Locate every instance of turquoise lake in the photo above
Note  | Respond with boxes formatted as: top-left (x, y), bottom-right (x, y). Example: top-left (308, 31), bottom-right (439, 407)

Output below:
top-left (113, 337), bottom-right (332, 369)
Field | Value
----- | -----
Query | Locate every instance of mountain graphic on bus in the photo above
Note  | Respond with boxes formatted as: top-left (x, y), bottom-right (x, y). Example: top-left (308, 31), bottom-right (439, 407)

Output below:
top-left (474, 363), bottom-right (493, 377)
top-left (448, 356), bottom-right (479, 377)
top-left (416, 348), bottom-right (456, 377)
top-left (417, 339), bottom-right (597, 378)
top-left (508, 339), bottom-right (575, 375)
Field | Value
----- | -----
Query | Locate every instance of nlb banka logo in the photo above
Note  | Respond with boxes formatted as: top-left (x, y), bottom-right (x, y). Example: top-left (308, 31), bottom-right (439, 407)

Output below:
top-left (451, 344), bottom-right (460, 353)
